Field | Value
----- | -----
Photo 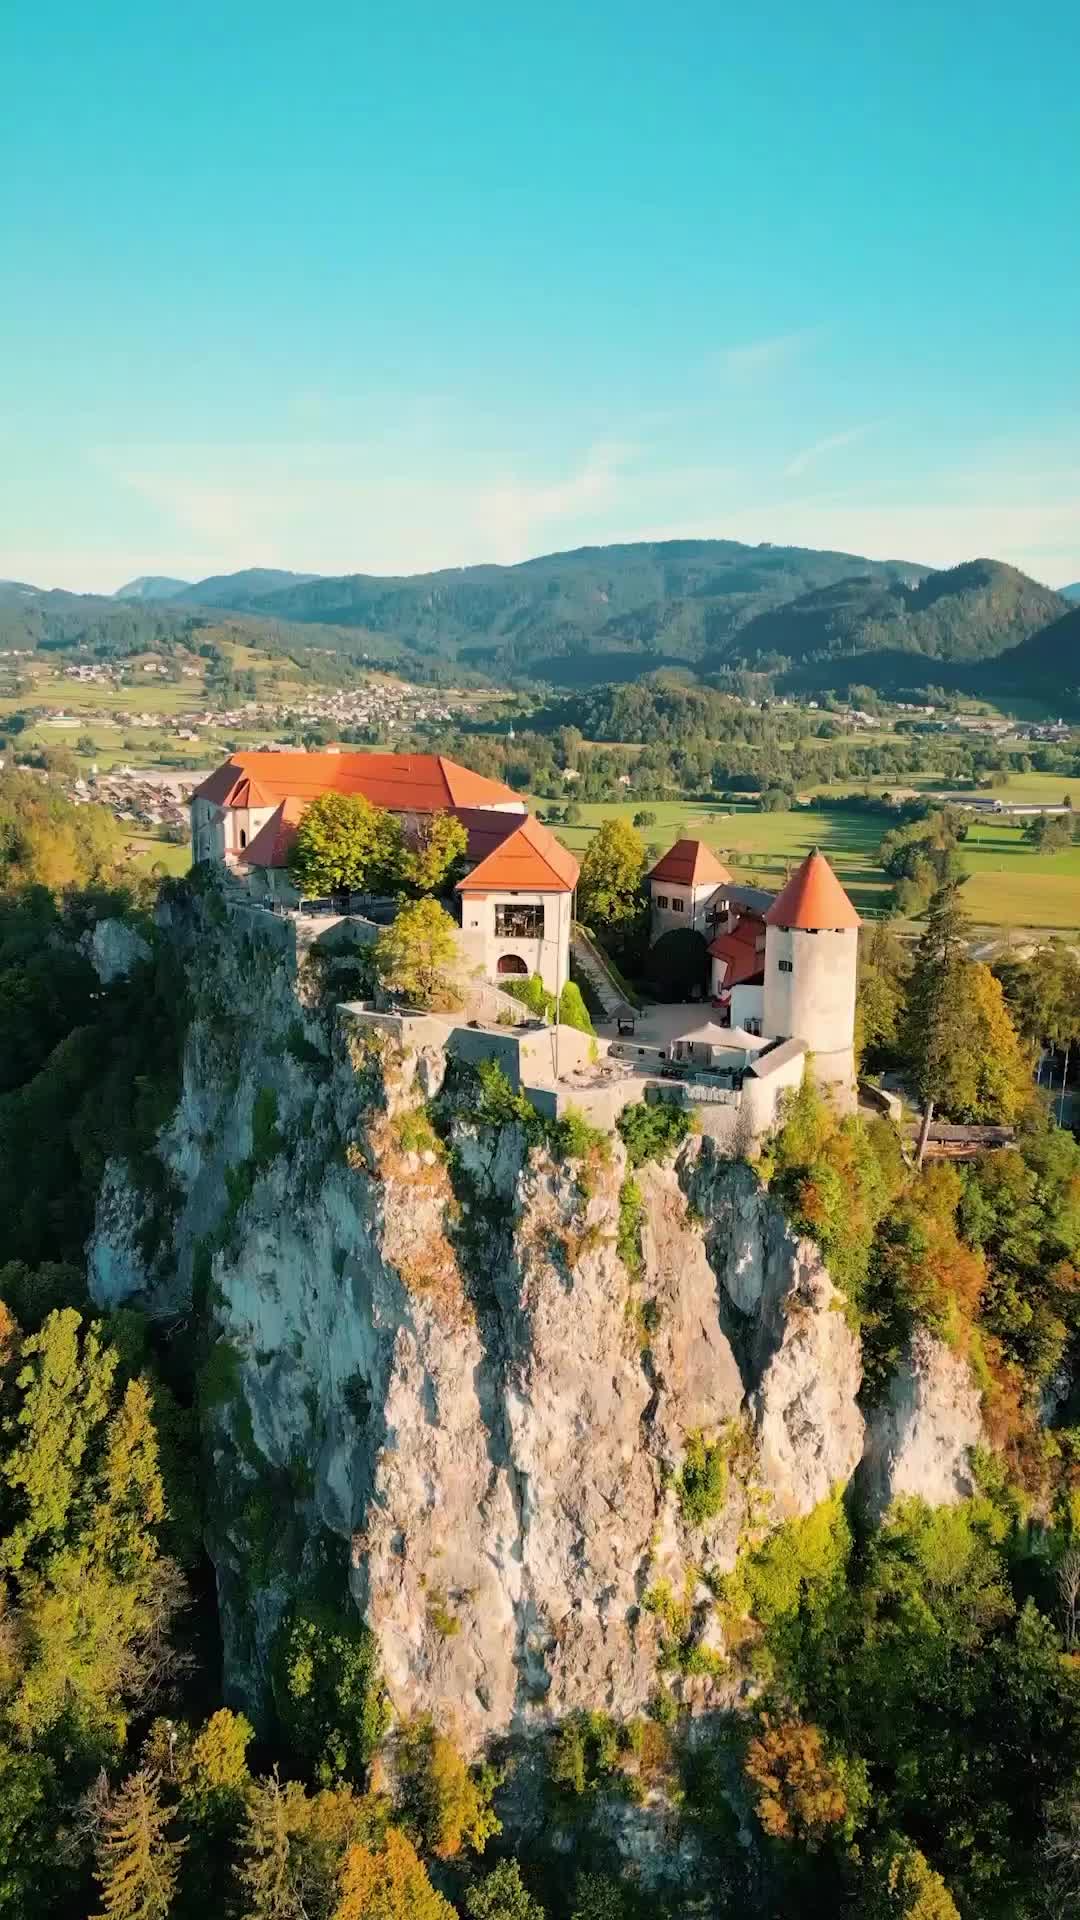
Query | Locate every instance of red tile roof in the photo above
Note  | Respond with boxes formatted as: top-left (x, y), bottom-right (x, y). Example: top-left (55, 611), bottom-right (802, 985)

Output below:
top-left (648, 838), bottom-right (733, 888)
top-left (764, 850), bottom-right (861, 930)
top-left (193, 751), bottom-right (521, 813)
top-left (456, 815), bottom-right (579, 894)
top-left (707, 915), bottom-right (767, 985)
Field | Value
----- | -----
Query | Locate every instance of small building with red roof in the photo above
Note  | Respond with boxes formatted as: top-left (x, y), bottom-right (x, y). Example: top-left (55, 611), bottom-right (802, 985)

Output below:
top-left (647, 830), bottom-right (860, 1108)
top-left (188, 749), bottom-right (579, 997)
top-left (646, 838), bottom-right (733, 940)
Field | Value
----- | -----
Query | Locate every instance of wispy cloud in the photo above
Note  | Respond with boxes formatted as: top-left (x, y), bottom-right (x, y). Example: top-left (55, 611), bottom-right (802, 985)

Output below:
top-left (479, 441), bottom-right (634, 560)
top-left (785, 423), bottom-right (876, 478)
top-left (708, 329), bottom-right (819, 382)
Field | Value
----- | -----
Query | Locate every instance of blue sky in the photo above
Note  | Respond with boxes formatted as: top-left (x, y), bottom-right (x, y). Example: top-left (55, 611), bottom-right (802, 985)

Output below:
top-left (3, 0), bottom-right (1078, 592)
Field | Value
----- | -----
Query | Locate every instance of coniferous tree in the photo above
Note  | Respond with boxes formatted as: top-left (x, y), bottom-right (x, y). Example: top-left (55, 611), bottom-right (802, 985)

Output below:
top-left (92, 1769), bottom-right (185, 1920)
top-left (237, 1773), bottom-right (306, 1920)
top-left (903, 881), bottom-right (971, 1159)
top-left (332, 1827), bottom-right (455, 1920)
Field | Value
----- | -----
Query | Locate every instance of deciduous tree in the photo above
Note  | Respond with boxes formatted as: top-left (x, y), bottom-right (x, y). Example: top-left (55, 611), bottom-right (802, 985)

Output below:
top-left (373, 899), bottom-right (462, 1012)
top-left (398, 813), bottom-right (468, 898)
top-left (289, 794), bottom-right (403, 899)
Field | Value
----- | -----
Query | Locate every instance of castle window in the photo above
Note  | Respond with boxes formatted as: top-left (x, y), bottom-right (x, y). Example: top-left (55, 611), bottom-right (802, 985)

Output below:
top-left (239, 829), bottom-right (247, 849)
top-left (670, 896), bottom-right (685, 913)
top-left (778, 958), bottom-right (793, 973)
top-left (495, 903), bottom-right (544, 940)
top-left (655, 894), bottom-right (669, 909)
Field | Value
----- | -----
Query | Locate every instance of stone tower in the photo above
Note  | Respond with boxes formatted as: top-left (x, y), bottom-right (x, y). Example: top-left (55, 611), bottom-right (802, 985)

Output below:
top-left (762, 849), bottom-right (860, 1103)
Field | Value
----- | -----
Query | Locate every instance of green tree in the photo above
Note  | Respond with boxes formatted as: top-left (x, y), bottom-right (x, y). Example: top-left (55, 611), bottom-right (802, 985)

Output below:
top-left (903, 880), bottom-right (971, 1136)
top-left (904, 888), bottom-right (1030, 1130)
top-left (465, 1859), bottom-right (545, 1919)
top-left (272, 1607), bottom-right (388, 1787)
top-left (0, 1746), bottom-right (58, 1917)
top-left (373, 899), bottom-right (462, 1012)
top-left (398, 813), bottom-right (468, 897)
top-left (92, 1769), bottom-right (185, 1920)
top-left (288, 793), bottom-right (403, 898)
top-left (556, 980), bottom-right (593, 1035)
top-left (568, 1874), bottom-right (628, 1920)
top-left (0, 1309), bottom-right (117, 1573)
top-left (576, 817), bottom-right (647, 955)
top-left (855, 920), bottom-right (910, 1069)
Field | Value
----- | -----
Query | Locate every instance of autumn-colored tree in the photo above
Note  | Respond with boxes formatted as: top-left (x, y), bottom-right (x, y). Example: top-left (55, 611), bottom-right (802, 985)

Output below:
top-left (397, 1720), bottom-right (501, 1861)
top-left (867, 1833), bottom-right (961, 1918)
top-left (289, 793), bottom-right (403, 899)
top-left (744, 1717), bottom-right (866, 1849)
top-left (92, 1769), bottom-right (185, 1920)
top-left (332, 1827), bottom-right (456, 1920)
top-left (237, 1773), bottom-right (306, 1920)
top-left (373, 899), bottom-right (462, 1012)
top-left (398, 813), bottom-right (468, 898)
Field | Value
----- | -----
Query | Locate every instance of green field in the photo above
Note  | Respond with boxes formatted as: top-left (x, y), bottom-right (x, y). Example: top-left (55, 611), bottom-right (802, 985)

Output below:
top-left (124, 836), bottom-right (192, 878)
top-left (542, 798), bottom-right (1080, 932)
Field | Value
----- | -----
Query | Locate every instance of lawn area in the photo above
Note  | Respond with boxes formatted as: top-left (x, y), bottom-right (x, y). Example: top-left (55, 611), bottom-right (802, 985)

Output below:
top-left (539, 798), bottom-right (893, 915)
top-left (541, 797), bottom-right (1080, 931)
top-left (955, 818), bottom-right (1080, 932)
top-left (123, 836), bottom-right (191, 878)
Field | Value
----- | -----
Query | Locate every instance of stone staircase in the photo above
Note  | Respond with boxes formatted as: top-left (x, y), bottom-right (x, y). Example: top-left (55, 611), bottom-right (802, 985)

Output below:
top-left (570, 924), bottom-right (629, 1023)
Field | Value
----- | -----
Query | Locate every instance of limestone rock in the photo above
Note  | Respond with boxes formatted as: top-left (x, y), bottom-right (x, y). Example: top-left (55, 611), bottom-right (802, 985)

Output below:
top-left (80, 895), bottom-right (964, 1760)
top-left (84, 915), bottom-right (151, 983)
top-left (858, 1328), bottom-right (983, 1522)
top-left (752, 1238), bottom-right (865, 1518)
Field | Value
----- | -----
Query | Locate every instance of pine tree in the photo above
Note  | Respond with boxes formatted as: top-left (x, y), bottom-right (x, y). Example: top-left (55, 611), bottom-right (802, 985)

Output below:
top-left (903, 881), bottom-right (971, 1160)
top-left (84, 1377), bottom-right (166, 1583)
top-left (237, 1773), bottom-right (305, 1920)
top-left (92, 1769), bottom-right (185, 1920)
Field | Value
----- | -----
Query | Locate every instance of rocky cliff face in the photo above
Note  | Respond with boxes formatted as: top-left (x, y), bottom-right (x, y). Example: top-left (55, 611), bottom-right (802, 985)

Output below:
top-left (86, 892), bottom-right (981, 1753)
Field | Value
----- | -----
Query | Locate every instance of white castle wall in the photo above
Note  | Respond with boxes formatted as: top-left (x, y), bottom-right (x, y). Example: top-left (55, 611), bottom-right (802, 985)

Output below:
top-left (762, 924), bottom-right (857, 1099)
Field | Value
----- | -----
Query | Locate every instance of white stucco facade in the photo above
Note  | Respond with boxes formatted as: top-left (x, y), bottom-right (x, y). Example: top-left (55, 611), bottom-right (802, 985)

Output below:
top-left (649, 878), bottom-right (720, 941)
top-left (762, 923), bottom-right (858, 1098)
top-left (458, 889), bottom-right (573, 999)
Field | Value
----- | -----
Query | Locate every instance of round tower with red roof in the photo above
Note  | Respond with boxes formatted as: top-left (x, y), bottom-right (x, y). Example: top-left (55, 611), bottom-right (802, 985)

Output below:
top-left (762, 849), bottom-right (861, 1102)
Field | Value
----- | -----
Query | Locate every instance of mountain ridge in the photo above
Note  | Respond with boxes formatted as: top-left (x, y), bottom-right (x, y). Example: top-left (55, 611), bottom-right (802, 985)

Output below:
top-left (2, 538), bottom-right (1072, 696)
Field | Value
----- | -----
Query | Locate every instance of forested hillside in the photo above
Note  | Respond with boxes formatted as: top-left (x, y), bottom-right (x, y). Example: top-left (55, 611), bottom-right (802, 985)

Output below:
top-left (4, 541), bottom-right (1069, 694)
top-left (728, 560), bottom-right (1067, 686)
